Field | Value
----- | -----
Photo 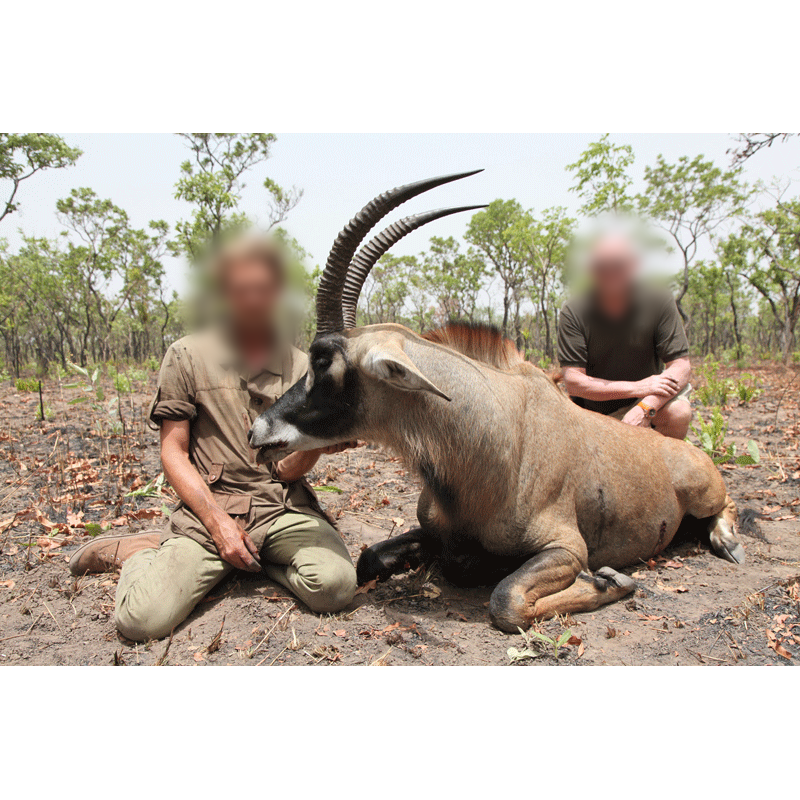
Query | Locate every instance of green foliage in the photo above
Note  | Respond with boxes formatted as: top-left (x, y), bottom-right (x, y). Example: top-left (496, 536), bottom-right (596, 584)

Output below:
top-left (36, 403), bottom-right (55, 421)
top-left (694, 359), bottom-right (731, 407)
top-left (171, 133), bottom-right (302, 260)
top-left (0, 133), bottom-right (82, 223)
top-left (691, 407), bottom-right (760, 466)
top-left (719, 190), bottom-right (800, 364)
top-left (126, 472), bottom-right (167, 498)
top-left (508, 625), bottom-right (573, 662)
top-left (565, 134), bottom-right (635, 216)
top-left (114, 373), bottom-right (131, 394)
top-left (733, 373), bottom-right (762, 404)
top-left (15, 377), bottom-right (39, 392)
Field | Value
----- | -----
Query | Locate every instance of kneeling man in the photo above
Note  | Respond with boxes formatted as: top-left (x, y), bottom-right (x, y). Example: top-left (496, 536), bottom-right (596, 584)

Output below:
top-left (558, 232), bottom-right (693, 439)
top-left (69, 236), bottom-right (357, 641)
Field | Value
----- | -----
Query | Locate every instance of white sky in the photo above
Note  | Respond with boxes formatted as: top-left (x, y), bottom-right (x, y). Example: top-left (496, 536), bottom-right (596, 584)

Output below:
top-left (2, 133), bottom-right (799, 299)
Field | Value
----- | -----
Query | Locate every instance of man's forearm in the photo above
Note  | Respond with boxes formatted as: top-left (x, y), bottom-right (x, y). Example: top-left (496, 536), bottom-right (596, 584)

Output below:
top-left (275, 450), bottom-right (321, 482)
top-left (641, 358), bottom-right (691, 411)
top-left (162, 446), bottom-right (228, 535)
top-left (563, 370), bottom-right (640, 402)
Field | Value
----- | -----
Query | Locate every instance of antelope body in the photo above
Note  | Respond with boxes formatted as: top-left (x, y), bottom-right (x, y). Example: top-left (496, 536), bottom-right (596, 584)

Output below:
top-left (249, 172), bottom-right (744, 631)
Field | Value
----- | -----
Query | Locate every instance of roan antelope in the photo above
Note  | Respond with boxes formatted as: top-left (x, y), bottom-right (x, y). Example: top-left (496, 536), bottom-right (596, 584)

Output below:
top-left (248, 171), bottom-right (744, 631)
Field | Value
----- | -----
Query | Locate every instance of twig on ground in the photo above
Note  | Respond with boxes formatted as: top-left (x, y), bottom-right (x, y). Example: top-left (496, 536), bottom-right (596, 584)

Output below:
top-left (0, 612), bottom-right (44, 642)
top-left (155, 629), bottom-right (175, 665)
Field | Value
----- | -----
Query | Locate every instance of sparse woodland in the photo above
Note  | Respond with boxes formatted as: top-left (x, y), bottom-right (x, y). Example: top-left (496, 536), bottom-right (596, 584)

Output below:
top-left (0, 133), bottom-right (798, 666)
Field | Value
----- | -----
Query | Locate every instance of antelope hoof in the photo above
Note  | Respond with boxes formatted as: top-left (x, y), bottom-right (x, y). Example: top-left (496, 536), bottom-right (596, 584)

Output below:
top-left (710, 530), bottom-right (746, 564)
top-left (594, 566), bottom-right (636, 594)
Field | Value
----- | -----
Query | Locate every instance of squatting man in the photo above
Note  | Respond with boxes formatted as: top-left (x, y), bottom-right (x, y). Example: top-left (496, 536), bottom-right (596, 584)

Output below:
top-left (558, 232), bottom-right (693, 439)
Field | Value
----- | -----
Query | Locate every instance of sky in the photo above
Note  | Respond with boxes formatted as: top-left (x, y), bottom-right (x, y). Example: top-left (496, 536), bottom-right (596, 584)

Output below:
top-left (3, 133), bottom-right (800, 297)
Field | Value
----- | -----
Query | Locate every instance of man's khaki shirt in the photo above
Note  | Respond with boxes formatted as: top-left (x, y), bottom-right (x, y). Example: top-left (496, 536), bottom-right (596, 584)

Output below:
top-left (148, 327), bottom-right (327, 554)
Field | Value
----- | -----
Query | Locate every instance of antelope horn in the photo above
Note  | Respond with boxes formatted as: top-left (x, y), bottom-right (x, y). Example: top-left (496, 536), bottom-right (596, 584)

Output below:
top-left (315, 170), bottom-right (483, 336)
top-left (341, 205), bottom-right (488, 329)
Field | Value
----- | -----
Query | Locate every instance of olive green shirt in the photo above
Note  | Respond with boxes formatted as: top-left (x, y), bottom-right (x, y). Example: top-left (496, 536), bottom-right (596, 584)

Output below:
top-left (148, 327), bottom-right (327, 554)
top-left (557, 285), bottom-right (689, 416)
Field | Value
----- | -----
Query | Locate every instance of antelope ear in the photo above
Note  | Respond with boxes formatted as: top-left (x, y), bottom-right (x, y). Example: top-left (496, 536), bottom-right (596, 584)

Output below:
top-left (363, 342), bottom-right (451, 401)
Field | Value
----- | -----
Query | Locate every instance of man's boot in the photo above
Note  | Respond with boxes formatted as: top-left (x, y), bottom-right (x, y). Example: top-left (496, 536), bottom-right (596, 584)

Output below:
top-left (68, 530), bottom-right (161, 575)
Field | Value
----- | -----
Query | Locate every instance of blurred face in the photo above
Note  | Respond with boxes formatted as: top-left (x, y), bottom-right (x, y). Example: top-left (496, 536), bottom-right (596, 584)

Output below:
top-left (588, 235), bottom-right (640, 301)
top-left (222, 257), bottom-right (283, 333)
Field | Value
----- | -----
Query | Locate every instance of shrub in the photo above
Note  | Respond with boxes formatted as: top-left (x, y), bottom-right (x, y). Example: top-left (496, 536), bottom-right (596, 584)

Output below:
top-left (733, 373), bottom-right (762, 405)
top-left (694, 359), bottom-right (731, 407)
top-left (691, 407), bottom-right (760, 466)
top-left (114, 373), bottom-right (131, 394)
top-left (15, 377), bottom-right (40, 393)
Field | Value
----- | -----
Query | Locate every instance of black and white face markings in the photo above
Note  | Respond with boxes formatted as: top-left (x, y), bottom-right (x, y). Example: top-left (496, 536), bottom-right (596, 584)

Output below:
top-left (248, 334), bottom-right (361, 460)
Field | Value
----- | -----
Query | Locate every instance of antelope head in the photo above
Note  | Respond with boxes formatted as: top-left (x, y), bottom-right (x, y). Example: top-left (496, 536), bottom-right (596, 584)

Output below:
top-left (248, 170), bottom-right (485, 462)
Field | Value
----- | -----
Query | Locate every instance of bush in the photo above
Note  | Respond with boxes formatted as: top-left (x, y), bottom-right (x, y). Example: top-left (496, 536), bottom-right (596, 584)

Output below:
top-left (15, 377), bottom-right (40, 393)
top-left (691, 407), bottom-right (760, 466)
top-left (733, 373), bottom-right (762, 405)
top-left (694, 359), bottom-right (731, 407)
top-left (114, 373), bottom-right (132, 394)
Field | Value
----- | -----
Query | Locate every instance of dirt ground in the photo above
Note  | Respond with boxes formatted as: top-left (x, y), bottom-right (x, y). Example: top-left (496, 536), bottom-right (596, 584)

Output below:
top-left (1, 364), bottom-right (798, 667)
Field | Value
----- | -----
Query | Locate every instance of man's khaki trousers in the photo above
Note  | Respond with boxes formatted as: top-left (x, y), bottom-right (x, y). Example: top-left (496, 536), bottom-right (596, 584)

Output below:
top-left (115, 512), bottom-right (356, 642)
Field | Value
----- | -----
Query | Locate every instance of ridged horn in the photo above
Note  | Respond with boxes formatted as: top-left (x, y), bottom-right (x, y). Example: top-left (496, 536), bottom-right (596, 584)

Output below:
top-left (315, 170), bottom-right (483, 336)
top-left (341, 205), bottom-right (488, 328)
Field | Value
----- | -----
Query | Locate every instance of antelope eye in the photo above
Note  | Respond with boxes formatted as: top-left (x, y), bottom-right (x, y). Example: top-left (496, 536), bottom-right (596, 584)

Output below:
top-left (313, 355), bottom-right (332, 371)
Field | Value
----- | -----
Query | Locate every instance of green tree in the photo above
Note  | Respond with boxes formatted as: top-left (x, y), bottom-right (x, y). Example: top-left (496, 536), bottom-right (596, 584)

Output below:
top-left (565, 134), bottom-right (635, 216)
top-left (466, 200), bottom-right (527, 347)
top-left (0, 134), bottom-right (82, 223)
top-left (636, 154), bottom-right (746, 317)
top-left (56, 188), bottom-right (169, 363)
top-left (172, 133), bottom-right (302, 259)
top-left (721, 192), bottom-right (800, 364)
top-left (510, 206), bottom-right (574, 360)
top-left (359, 254), bottom-right (417, 326)
top-left (419, 236), bottom-right (487, 325)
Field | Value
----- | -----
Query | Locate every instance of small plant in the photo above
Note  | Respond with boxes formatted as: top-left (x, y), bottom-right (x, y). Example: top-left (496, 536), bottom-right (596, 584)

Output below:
top-left (691, 407), bottom-right (760, 466)
top-left (145, 355), bottom-right (161, 372)
top-left (733, 373), bottom-right (762, 405)
top-left (126, 472), bottom-right (168, 498)
top-left (694, 359), bottom-right (731, 407)
top-left (114, 373), bottom-right (132, 394)
top-left (129, 367), bottom-right (148, 385)
top-left (15, 377), bottom-right (39, 392)
top-left (64, 360), bottom-right (122, 435)
top-left (36, 404), bottom-right (55, 421)
top-left (508, 625), bottom-right (573, 662)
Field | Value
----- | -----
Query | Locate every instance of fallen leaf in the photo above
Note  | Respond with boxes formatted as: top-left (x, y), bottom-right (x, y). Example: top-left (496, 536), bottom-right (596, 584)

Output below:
top-left (354, 579), bottom-right (377, 595)
top-left (422, 584), bottom-right (442, 599)
top-left (0, 580), bottom-right (15, 590)
top-left (333, 629), bottom-right (347, 638)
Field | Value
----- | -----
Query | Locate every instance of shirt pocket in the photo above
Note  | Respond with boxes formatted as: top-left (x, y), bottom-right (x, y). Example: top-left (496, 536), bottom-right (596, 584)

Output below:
top-left (211, 491), bottom-right (252, 518)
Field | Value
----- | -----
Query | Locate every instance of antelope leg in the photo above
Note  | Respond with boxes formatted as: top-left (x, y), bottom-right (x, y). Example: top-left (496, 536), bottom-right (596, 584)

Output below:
top-left (526, 567), bottom-right (636, 622)
top-left (356, 528), bottom-right (441, 584)
top-left (489, 548), bottom-right (636, 632)
top-left (708, 494), bottom-right (745, 564)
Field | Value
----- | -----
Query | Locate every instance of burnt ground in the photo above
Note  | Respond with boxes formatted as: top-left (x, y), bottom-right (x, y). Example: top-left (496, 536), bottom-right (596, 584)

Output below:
top-left (1, 365), bottom-right (798, 667)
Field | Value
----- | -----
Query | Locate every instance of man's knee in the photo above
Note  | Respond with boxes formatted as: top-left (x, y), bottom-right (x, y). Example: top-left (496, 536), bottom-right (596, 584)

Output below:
top-left (298, 555), bottom-right (357, 613)
top-left (659, 399), bottom-right (692, 438)
top-left (115, 595), bottom-right (181, 642)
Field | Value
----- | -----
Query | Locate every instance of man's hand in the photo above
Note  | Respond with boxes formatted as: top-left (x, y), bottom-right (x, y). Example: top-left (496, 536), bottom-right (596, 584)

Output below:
top-left (635, 374), bottom-right (680, 399)
top-left (621, 404), bottom-right (653, 429)
top-left (208, 511), bottom-right (261, 572)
